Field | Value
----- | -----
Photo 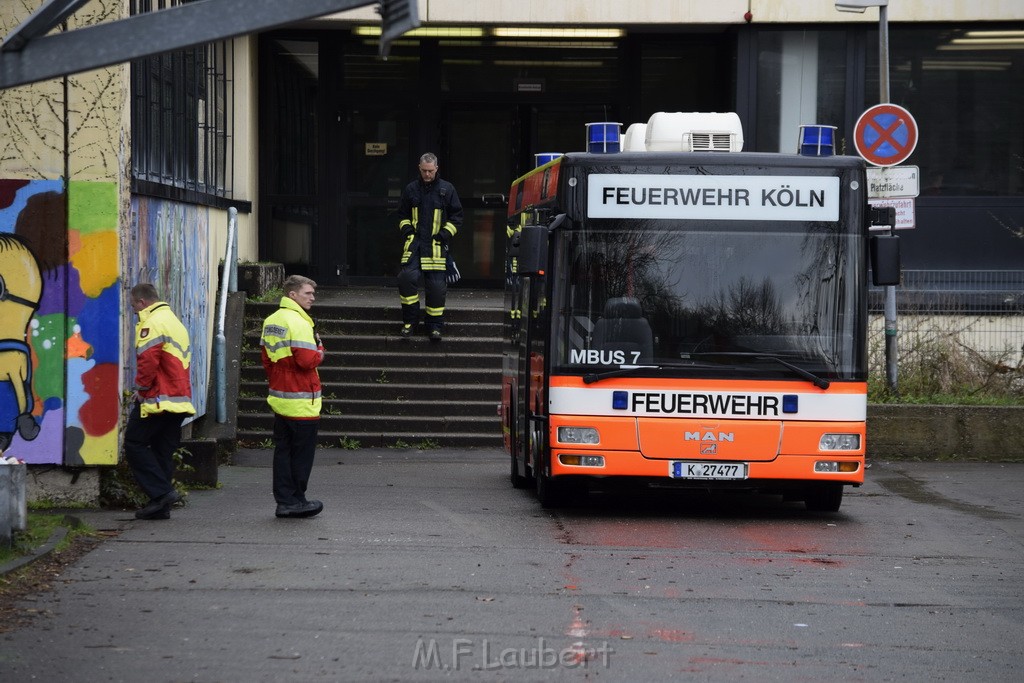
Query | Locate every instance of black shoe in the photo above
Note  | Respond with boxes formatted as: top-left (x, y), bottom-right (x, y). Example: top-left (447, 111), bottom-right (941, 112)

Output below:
top-left (275, 500), bottom-right (324, 518)
top-left (429, 329), bottom-right (442, 342)
top-left (400, 324), bottom-right (413, 338)
top-left (135, 490), bottom-right (182, 519)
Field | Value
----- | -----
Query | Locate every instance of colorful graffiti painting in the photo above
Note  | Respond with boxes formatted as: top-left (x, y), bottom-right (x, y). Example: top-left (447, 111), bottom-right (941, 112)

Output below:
top-left (129, 196), bottom-right (209, 422)
top-left (0, 232), bottom-right (43, 453)
top-left (0, 182), bottom-right (209, 465)
top-left (0, 178), bottom-right (122, 465)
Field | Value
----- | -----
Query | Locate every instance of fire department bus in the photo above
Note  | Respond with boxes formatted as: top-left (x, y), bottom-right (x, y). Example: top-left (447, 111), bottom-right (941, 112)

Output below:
top-left (501, 113), bottom-right (899, 512)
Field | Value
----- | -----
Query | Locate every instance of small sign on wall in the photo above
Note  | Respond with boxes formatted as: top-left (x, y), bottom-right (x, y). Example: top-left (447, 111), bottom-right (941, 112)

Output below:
top-left (365, 143), bottom-right (387, 156)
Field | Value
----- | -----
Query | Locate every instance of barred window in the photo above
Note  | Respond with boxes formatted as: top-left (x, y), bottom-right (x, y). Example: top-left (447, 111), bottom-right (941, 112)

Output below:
top-left (130, 0), bottom-right (234, 202)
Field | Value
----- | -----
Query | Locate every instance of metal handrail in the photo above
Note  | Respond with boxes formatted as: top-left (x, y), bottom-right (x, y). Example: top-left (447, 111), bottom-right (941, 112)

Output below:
top-left (214, 207), bottom-right (238, 423)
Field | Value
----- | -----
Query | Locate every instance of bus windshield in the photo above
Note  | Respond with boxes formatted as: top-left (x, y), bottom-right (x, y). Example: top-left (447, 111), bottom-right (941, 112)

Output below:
top-left (550, 219), bottom-right (867, 381)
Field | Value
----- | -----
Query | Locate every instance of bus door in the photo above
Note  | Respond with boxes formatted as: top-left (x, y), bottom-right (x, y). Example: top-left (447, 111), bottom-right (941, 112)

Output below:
top-left (507, 217), bottom-right (554, 486)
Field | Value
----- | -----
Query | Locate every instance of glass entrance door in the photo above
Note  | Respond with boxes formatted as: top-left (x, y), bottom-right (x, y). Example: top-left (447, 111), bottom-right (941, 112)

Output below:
top-left (341, 106), bottom-right (414, 282)
top-left (443, 106), bottom-right (517, 284)
top-left (442, 103), bottom-right (618, 285)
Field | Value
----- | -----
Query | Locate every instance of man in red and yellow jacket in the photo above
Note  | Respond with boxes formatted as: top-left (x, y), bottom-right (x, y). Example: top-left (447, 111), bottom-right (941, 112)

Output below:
top-left (261, 275), bottom-right (325, 518)
top-left (126, 283), bottom-right (195, 520)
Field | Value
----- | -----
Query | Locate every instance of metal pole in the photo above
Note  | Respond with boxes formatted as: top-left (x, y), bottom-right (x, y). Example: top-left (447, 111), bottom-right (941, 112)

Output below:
top-left (879, 3), bottom-right (898, 393)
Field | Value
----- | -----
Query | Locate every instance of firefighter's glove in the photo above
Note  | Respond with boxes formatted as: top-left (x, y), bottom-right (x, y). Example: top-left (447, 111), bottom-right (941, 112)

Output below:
top-left (401, 225), bottom-right (415, 238)
top-left (434, 231), bottom-right (451, 247)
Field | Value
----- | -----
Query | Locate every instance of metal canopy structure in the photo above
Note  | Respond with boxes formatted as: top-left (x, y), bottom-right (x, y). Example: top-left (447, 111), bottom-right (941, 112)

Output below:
top-left (0, 0), bottom-right (419, 89)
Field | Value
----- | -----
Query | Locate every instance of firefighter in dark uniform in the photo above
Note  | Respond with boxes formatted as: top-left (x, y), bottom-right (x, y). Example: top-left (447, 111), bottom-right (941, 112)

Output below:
top-left (397, 152), bottom-right (463, 341)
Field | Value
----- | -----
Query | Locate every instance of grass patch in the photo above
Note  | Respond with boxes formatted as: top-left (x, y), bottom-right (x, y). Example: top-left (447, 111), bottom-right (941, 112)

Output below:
top-left (247, 287), bottom-right (283, 303)
top-left (0, 513), bottom-right (92, 565)
top-left (99, 447), bottom-right (195, 509)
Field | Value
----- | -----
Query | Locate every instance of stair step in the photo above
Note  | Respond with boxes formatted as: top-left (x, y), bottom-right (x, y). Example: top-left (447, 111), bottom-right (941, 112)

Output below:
top-left (238, 396), bottom-right (499, 417)
top-left (242, 367), bottom-right (500, 385)
top-left (240, 288), bottom-right (506, 449)
top-left (240, 382), bottom-right (499, 402)
top-left (237, 430), bottom-right (503, 449)
top-left (241, 344), bottom-right (503, 366)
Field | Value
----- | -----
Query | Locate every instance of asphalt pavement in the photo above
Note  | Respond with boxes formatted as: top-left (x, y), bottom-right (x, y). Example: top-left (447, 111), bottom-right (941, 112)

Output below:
top-left (2, 449), bottom-right (1022, 681)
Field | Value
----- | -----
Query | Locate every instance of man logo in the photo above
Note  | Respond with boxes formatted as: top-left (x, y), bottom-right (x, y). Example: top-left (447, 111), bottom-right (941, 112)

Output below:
top-left (684, 431), bottom-right (734, 442)
top-left (700, 443), bottom-right (718, 455)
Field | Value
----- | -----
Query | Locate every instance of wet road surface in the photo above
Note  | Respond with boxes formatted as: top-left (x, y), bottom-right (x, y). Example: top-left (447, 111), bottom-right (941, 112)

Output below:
top-left (1, 450), bottom-right (1021, 681)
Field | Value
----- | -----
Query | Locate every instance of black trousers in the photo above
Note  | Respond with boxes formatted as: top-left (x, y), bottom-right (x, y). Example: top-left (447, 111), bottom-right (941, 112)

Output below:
top-left (124, 402), bottom-right (185, 500)
top-left (397, 259), bottom-right (447, 330)
top-left (272, 414), bottom-right (319, 505)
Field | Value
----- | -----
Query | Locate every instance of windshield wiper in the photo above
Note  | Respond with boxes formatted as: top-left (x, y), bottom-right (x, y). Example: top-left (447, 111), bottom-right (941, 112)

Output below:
top-left (582, 362), bottom-right (715, 385)
top-left (684, 352), bottom-right (831, 390)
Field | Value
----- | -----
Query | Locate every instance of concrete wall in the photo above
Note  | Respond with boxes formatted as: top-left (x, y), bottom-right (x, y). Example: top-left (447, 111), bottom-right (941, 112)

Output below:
top-left (868, 405), bottom-right (1024, 462)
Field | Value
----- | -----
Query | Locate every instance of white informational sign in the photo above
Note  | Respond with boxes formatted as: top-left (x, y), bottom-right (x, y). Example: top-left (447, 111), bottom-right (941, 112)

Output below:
top-left (866, 165), bottom-right (920, 199)
top-left (587, 174), bottom-right (840, 222)
top-left (869, 197), bottom-right (916, 230)
top-left (548, 387), bottom-right (866, 421)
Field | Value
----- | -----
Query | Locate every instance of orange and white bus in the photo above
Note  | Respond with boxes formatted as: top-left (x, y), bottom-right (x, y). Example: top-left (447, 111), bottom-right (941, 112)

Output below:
top-left (500, 113), bottom-right (899, 511)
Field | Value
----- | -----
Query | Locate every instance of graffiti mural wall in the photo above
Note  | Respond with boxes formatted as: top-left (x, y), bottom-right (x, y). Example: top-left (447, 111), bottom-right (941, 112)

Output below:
top-left (129, 196), bottom-right (210, 423)
top-left (0, 178), bottom-right (121, 465)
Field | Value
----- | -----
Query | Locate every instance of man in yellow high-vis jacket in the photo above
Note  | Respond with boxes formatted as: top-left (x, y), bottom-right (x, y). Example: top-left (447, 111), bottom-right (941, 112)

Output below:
top-left (126, 283), bottom-right (195, 520)
top-left (261, 275), bottom-right (325, 518)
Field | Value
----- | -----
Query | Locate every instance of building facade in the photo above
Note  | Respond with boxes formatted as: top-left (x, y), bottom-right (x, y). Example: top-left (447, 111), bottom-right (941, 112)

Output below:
top-left (0, 0), bottom-right (1021, 467)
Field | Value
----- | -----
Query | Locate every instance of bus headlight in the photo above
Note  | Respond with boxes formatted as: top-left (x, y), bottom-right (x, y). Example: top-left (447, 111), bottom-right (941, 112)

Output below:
top-left (557, 426), bottom-right (599, 444)
top-left (819, 433), bottom-right (860, 451)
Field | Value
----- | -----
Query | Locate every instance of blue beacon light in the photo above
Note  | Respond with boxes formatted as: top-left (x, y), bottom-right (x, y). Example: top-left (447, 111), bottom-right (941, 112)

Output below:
top-left (586, 122), bottom-right (622, 154)
top-left (798, 124), bottom-right (837, 157)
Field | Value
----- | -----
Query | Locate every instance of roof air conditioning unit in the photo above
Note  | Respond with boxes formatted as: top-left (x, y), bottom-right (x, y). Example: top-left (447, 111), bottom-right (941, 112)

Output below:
top-left (644, 112), bottom-right (744, 153)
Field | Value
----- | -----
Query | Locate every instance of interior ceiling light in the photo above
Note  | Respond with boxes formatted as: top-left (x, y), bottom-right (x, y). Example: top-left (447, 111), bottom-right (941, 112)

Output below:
top-left (963, 30), bottom-right (1024, 38)
top-left (353, 26), bottom-right (485, 38)
top-left (921, 60), bottom-right (1012, 71)
top-left (942, 30), bottom-right (1024, 49)
top-left (493, 40), bottom-right (617, 49)
top-left (494, 60), bottom-right (604, 68)
top-left (492, 27), bottom-right (624, 39)
top-left (952, 37), bottom-right (1024, 45)
top-left (940, 40), bottom-right (1024, 50)
top-left (353, 26), bottom-right (623, 40)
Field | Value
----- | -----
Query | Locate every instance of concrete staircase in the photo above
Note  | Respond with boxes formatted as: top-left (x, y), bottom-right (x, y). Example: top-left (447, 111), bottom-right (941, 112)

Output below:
top-left (236, 288), bottom-right (505, 449)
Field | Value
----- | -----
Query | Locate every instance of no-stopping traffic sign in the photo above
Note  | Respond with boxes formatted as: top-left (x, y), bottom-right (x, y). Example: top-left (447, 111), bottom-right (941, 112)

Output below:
top-left (854, 103), bottom-right (918, 167)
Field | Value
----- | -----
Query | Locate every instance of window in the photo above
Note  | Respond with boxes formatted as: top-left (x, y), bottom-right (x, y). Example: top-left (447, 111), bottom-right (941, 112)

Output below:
top-left (755, 30), bottom-right (848, 154)
top-left (868, 26), bottom-right (1024, 197)
top-left (130, 0), bottom-right (234, 202)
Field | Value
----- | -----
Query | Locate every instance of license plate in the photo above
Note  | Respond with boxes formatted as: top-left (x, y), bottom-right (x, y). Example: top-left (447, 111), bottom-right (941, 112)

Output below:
top-left (669, 461), bottom-right (748, 480)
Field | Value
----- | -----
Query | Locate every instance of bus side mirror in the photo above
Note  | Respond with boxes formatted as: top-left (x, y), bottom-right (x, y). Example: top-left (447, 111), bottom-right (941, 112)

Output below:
top-left (516, 225), bottom-right (548, 274)
top-left (870, 234), bottom-right (900, 286)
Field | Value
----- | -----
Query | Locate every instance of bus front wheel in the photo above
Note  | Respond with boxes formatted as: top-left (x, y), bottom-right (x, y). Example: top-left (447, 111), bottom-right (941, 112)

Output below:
top-left (532, 427), bottom-right (562, 508)
top-left (535, 465), bottom-right (563, 509)
top-left (511, 451), bottom-right (530, 489)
